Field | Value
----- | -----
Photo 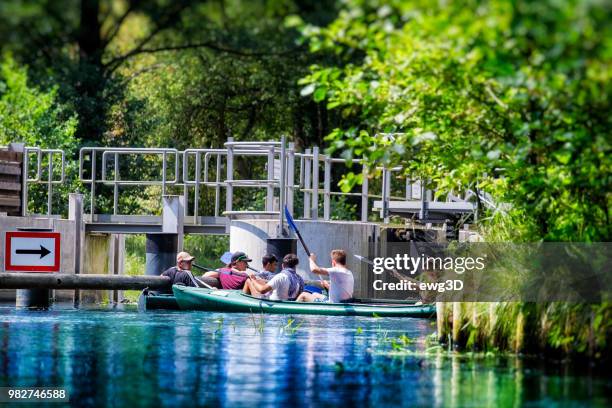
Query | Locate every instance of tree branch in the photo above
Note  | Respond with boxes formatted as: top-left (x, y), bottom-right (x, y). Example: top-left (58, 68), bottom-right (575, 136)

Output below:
top-left (120, 63), bottom-right (169, 85)
top-left (103, 2), bottom-right (191, 73)
top-left (106, 41), bottom-right (305, 73)
top-left (102, 1), bottom-right (139, 48)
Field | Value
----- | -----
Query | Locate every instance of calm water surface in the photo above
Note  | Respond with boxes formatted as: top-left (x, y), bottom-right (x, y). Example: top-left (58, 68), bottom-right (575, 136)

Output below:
top-left (0, 305), bottom-right (609, 407)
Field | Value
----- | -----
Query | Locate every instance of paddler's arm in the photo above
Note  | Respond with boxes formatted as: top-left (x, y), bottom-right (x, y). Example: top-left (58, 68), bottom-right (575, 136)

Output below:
top-left (309, 254), bottom-right (329, 276)
top-left (247, 273), bottom-right (273, 294)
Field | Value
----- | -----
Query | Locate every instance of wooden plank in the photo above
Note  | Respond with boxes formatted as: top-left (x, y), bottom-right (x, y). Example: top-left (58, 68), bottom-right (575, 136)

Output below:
top-left (0, 151), bottom-right (23, 162)
top-left (0, 164), bottom-right (21, 175)
top-left (0, 195), bottom-right (20, 206)
top-left (0, 175), bottom-right (21, 184)
top-left (0, 150), bottom-right (23, 215)
top-left (0, 181), bottom-right (21, 191)
top-left (0, 208), bottom-right (21, 215)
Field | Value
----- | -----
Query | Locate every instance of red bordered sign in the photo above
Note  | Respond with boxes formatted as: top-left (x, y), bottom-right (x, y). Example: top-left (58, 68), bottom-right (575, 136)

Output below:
top-left (4, 232), bottom-right (61, 272)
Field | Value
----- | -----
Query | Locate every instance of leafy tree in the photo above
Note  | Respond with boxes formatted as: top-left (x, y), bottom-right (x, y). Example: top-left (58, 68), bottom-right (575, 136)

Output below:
top-left (0, 0), bottom-right (340, 147)
top-left (298, 0), bottom-right (611, 241)
top-left (0, 55), bottom-right (78, 150)
top-left (0, 0), bottom-right (209, 143)
top-left (0, 54), bottom-right (80, 215)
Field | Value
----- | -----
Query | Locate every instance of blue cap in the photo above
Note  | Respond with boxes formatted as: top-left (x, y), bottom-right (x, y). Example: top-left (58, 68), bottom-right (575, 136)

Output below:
top-left (220, 251), bottom-right (233, 265)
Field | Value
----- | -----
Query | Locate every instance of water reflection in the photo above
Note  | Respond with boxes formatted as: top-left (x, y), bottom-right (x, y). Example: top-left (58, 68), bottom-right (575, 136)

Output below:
top-left (0, 307), bottom-right (608, 407)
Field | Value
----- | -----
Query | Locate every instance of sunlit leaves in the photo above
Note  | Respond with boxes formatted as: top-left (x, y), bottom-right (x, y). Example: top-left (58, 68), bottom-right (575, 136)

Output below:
top-left (299, 0), bottom-right (611, 241)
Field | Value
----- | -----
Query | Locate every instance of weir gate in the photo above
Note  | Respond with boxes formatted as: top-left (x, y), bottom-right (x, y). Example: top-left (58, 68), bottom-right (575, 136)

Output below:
top-left (0, 139), bottom-right (489, 304)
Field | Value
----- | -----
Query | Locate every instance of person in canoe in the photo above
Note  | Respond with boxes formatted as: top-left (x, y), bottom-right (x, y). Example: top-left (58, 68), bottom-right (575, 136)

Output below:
top-left (296, 249), bottom-right (354, 303)
top-left (204, 251), bottom-right (252, 290)
top-left (243, 254), bottom-right (278, 297)
top-left (160, 251), bottom-right (199, 292)
top-left (245, 253), bottom-right (304, 300)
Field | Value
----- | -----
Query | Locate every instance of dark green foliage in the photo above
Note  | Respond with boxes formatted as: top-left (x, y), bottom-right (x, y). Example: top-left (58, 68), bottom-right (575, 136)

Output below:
top-left (299, 0), bottom-right (611, 242)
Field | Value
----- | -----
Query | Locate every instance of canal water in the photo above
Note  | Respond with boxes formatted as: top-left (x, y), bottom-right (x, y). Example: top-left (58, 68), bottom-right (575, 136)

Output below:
top-left (0, 305), bottom-right (609, 407)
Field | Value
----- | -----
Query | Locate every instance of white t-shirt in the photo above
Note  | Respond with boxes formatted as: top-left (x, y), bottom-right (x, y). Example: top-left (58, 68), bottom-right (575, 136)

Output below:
top-left (326, 266), bottom-right (354, 303)
top-left (267, 273), bottom-right (291, 301)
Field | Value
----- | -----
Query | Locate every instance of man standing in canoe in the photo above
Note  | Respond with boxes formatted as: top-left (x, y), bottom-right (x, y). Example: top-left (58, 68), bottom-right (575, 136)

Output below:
top-left (204, 251), bottom-right (252, 290)
top-left (296, 249), bottom-right (354, 303)
top-left (245, 254), bottom-right (304, 300)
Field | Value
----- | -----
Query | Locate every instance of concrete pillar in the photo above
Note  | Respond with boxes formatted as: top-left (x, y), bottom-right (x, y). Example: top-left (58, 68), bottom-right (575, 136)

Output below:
top-left (266, 238), bottom-right (297, 273)
top-left (162, 195), bottom-right (184, 251)
top-left (229, 215), bottom-right (377, 297)
top-left (145, 234), bottom-right (177, 276)
top-left (69, 193), bottom-right (84, 306)
top-left (16, 288), bottom-right (50, 309)
top-left (81, 233), bottom-right (111, 303)
top-left (109, 234), bottom-right (125, 303)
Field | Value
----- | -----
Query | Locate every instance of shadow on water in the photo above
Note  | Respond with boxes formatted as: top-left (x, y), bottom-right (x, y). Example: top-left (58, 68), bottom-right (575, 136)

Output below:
top-left (0, 304), bottom-right (609, 407)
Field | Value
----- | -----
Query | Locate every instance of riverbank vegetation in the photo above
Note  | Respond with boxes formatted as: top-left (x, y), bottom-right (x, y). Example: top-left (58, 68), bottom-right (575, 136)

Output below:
top-left (296, 0), bottom-right (610, 361)
top-left (0, 1), bottom-right (609, 361)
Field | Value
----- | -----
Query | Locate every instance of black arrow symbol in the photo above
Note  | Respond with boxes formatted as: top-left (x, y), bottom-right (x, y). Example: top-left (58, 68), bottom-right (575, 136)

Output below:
top-left (16, 245), bottom-right (51, 259)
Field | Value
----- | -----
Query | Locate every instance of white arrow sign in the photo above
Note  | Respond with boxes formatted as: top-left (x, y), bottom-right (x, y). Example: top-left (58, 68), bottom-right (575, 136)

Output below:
top-left (4, 232), bottom-right (61, 272)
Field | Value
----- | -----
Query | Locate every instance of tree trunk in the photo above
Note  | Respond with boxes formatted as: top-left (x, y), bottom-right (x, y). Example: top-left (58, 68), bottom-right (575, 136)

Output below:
top-left (76, 0), bottom-right (107, 144)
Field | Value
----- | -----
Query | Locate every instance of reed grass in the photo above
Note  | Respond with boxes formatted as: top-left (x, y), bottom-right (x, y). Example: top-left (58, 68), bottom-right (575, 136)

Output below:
top-left (435, 212), bottom-right (611, 361)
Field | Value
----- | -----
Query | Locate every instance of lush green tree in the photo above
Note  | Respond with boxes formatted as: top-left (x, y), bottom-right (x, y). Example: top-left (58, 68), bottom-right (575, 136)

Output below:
top-left (0, 0), bottom-right (340, 148)
top-left (298, 0), bottom-right (611, 241)
top-left (0, 0), bottom-right (207, 144)
top-left (0, 54), bottom-right (80, 214)
top-left (0, 55), bottom-right (78, 150)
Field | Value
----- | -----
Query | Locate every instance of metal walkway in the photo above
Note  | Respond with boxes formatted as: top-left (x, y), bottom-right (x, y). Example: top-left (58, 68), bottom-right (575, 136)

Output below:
top-left (10, 136), bottom-right (489, 233)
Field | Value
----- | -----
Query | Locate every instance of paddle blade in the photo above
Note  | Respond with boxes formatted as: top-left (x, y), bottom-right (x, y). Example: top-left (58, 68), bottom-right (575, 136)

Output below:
top-left (353, 254), bottom-right (375, 266)
top-left (284, 205), bottom-right (298, 233)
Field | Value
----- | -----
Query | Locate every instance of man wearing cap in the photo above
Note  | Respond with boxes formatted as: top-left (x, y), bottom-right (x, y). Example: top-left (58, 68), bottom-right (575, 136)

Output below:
top-left (204, 251), bottom-right (252, 290)
top-left (160, 252), bottom-right (199, 293)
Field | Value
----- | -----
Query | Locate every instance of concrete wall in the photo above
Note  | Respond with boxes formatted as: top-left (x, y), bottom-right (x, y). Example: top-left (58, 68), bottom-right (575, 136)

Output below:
top-left (80, 234), bottom-right (111, 303)
top-left (0, 215), bottom-right (125, 303)
top-left (229, 218), bottom-right (379, 298)
top-left (0, 216), bottom-right (76, 273)
top-left (0, 216), bottom-right (77, 301)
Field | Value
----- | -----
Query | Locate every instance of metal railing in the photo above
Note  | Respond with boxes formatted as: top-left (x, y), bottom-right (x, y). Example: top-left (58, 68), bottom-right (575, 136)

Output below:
top-left (79, 147), bottom-right (179, 215)
top-left (21, 147), bottom-right (65, 216)
top-left (15, 139), bottom-right (481, 225)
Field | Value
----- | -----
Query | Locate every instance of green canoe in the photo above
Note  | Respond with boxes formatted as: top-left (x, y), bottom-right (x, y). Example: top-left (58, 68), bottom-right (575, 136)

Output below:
top-left (173, 285), bottom-right (436, 318)
top-left (137, 289), bottom-right (180, 311)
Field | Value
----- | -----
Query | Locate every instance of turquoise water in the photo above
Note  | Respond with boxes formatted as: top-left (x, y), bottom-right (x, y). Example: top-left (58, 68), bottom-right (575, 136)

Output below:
top-left (0, 305), bottom-right (609, 407)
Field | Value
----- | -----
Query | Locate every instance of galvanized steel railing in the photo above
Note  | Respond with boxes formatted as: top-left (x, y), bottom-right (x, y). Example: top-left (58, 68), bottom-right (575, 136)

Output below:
top-left (15, 138), bottom-right (482, 224)
top-left (20, 147), bottom-right (65, 216)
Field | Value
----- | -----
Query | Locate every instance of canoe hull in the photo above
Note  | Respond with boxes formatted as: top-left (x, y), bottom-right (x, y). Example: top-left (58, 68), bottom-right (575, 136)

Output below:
top-left (173, 285), bottom-right (435, 318)
top-left (137, 290), bottom-right (180, 311)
